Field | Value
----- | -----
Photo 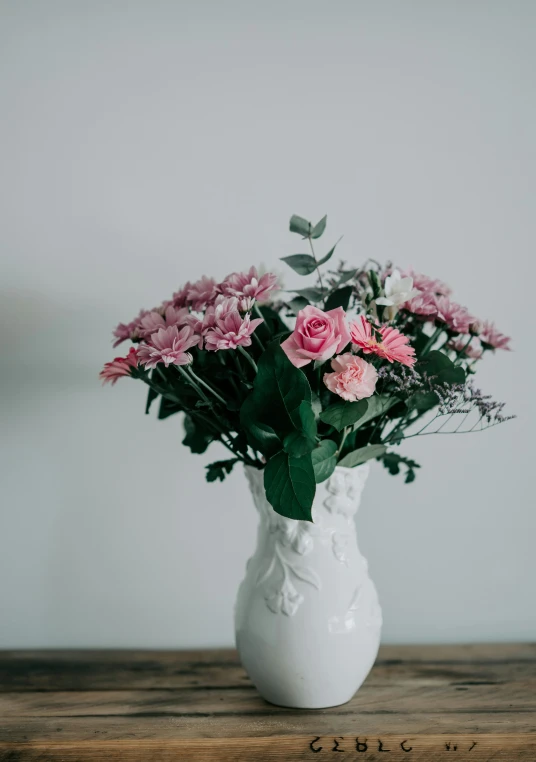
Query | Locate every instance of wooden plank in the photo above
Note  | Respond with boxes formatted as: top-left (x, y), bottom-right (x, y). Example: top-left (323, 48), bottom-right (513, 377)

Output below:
top-left (0, 736), bottom-right (536, 762)
top-left (0, 645), bottom-right (534, 761)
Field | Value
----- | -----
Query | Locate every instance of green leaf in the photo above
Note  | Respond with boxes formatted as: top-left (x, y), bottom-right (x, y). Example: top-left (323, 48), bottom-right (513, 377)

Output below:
top-left (316, 238), bottom-right (341, 267)
top-left (338, 444), bottom-right (387, 468)
top-left (324, 285), bottom-right (353, 311)
top-left (369, 270), bottom-right (381, 299)
top-left (145, 386), bottom-right (159, 414)
top-left (158, 395), bottom-right (182, 420)
top-left (242, 419), bottom-right (281, 458)
top-left (353, 395), bottom-right (399, 430)
top-left (264, 450), bottom-right (316, 521)
top-left (182, 414), bottom-right (213, 453)
top-left (418, 350), bottom-right (466, 386)
top-left (293, 287), bottom-right (326, 303)
top-left (337, 269), bottom-right (358, 285)
top-left (319, 398), bottom-right (369, 432)
top-left (382, 452), bottom-right (421, 484)
top-left (310, 215), bottom-right (327, 239)
top-left (311, 439), bottom-right (338, 483)
top-left (280, 254), bottom-right (318, 275)
top-left (205, 458), bottom-right (239, 483)
top-left (289, 214), bottom-right (311, 237)
top-left (283, 431), bottom-right (315, 457)
top-left (288, 296), bottom-right (310, 315)
top-left (406, 390), bottom-right (438, 412)
top-left (239, 341), bottom-right (314, 456)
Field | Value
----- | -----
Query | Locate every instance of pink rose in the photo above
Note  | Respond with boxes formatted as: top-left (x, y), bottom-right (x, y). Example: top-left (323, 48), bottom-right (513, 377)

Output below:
top-left (323, 353), bottom-right (378, 402)
top-left (281, 305), bottom-right (351, 368)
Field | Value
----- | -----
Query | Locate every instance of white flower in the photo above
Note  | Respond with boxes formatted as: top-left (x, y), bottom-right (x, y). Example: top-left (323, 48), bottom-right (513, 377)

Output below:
top-left (375, 269), bottom-right (421, 307)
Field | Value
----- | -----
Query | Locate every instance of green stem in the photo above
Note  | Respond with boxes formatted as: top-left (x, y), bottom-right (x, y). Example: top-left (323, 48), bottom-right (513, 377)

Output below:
top-left (454, 335), bottom-right (473, 365)
top-left (187, 367), bottom-right (227, 405)
top-left (176, 365), bottom-right (209, 402)
top-left (337, 427), bottom-right (349, 457)
top-left (252, 330), bottom-right (265, 353)
top-left (238, 345), bottom-right (258, 373)
top-left (421, 325), bottom-right (443, 356)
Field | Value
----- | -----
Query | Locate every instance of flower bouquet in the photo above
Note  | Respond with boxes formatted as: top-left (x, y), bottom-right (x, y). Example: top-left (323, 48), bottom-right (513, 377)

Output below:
top-left (101, 214), bottom-right (513, 708)
top-left (102, 213), bottom-right (512, 522)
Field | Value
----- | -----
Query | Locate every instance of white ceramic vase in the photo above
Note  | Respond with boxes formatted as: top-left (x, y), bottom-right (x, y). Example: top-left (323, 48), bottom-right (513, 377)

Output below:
top-left (235, 463), bottom-right (382, 709)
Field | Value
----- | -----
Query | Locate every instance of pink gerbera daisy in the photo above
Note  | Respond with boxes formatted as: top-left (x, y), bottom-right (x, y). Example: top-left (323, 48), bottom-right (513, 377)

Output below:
top-left (350, 315), bottom-right (416, 367)
top-left (204, 311), bottom-right (263, 351)
top-left (99, 347), bottom-right (138, 385)
top-left (137, 325), bottom-right (199, 369)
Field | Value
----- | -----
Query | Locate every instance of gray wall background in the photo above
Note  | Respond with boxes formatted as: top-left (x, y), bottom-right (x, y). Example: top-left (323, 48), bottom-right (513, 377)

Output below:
top-left (1, 0), bottom-right (534, 648)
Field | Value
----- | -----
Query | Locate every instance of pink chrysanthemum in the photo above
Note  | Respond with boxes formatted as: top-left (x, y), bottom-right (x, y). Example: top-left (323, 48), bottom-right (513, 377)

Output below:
top-left (112, 309), bottom-right (150, 347)
top-left (204, 311), bottom-right (263, 351)
top-left (403, 269), bottom-right (452, 297)
top-left (187, 276), bottom-right (219, 311)
top-left (137, 325), bottom-right (198, 369)
top-left (99, 347), bottom-right (138, 385)
top-left (350, 316), bottom-right (416, 367)
top-left (221, 267), bottom-right (278, 302)
top-left (448, 337), bottom-right (484, 360)
top-left (139, 305), bottom-right (189, 339)
top-left (403, 292), bottom-right (439, 319)
top-left (435, 297), bottom-right (475, 335)
top-left (171, 281), bottom-right (192, 309)
top-left (479, 321), bottom-right (511, 351)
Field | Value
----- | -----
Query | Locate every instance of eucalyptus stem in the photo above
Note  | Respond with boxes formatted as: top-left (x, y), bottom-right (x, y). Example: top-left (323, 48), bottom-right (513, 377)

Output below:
top-left (238, 345), bottom-right (258, 373)
top-left (308, 236), bottom-right (325, 294)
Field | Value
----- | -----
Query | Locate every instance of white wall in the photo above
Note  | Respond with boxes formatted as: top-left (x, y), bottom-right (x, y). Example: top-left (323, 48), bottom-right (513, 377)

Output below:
top-left (1, 0), bottom-right (534, 648)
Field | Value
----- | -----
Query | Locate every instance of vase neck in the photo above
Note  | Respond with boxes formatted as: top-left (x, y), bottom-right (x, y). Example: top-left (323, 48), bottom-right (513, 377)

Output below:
top-left (244, 464), bottom-right (369, 527)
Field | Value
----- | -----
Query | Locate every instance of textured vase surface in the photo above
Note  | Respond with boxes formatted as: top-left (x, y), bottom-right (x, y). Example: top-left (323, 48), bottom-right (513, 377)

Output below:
top-left (234, 464), bottom-right (382, 709)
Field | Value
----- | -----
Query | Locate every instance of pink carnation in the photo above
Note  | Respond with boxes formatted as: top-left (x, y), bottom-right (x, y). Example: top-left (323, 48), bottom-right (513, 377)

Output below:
top-left (350, 316), bottom-right (416, 367)
top-left (281, 305), bottom-right (351, 368)
top-left (221, 266), bottom-right (278, 302)
top-left (204, 311), bottom-right (263, 351)
top-left (403, 269), bottom-right (452, 297)
top-left (480, 321), bottom-right (511, 350)
top-left (187, 276), bottom-right (219, 311)
top-left (99, 347), bottom-right (138, 385)
top-left (435, 297), bottom-right (475, 334)
top-left (139, 306), bottom-right (189, 339)
top-left (323, 353), bottom-right (378, 402)
top-left (137, 325), bottom-right (199, 369)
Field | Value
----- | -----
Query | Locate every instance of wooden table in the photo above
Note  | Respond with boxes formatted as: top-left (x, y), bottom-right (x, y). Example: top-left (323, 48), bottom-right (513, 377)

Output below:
top-left (0, 645), bottom-right (534, 760)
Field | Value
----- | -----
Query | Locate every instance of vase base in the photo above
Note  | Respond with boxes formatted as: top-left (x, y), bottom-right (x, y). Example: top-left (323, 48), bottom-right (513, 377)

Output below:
top-left (260, 694), bottom-right (355, 710)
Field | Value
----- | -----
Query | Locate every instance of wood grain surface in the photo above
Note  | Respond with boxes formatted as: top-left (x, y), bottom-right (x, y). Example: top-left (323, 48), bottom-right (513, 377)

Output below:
top-left (0, 644), bottom-right (534, 760)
